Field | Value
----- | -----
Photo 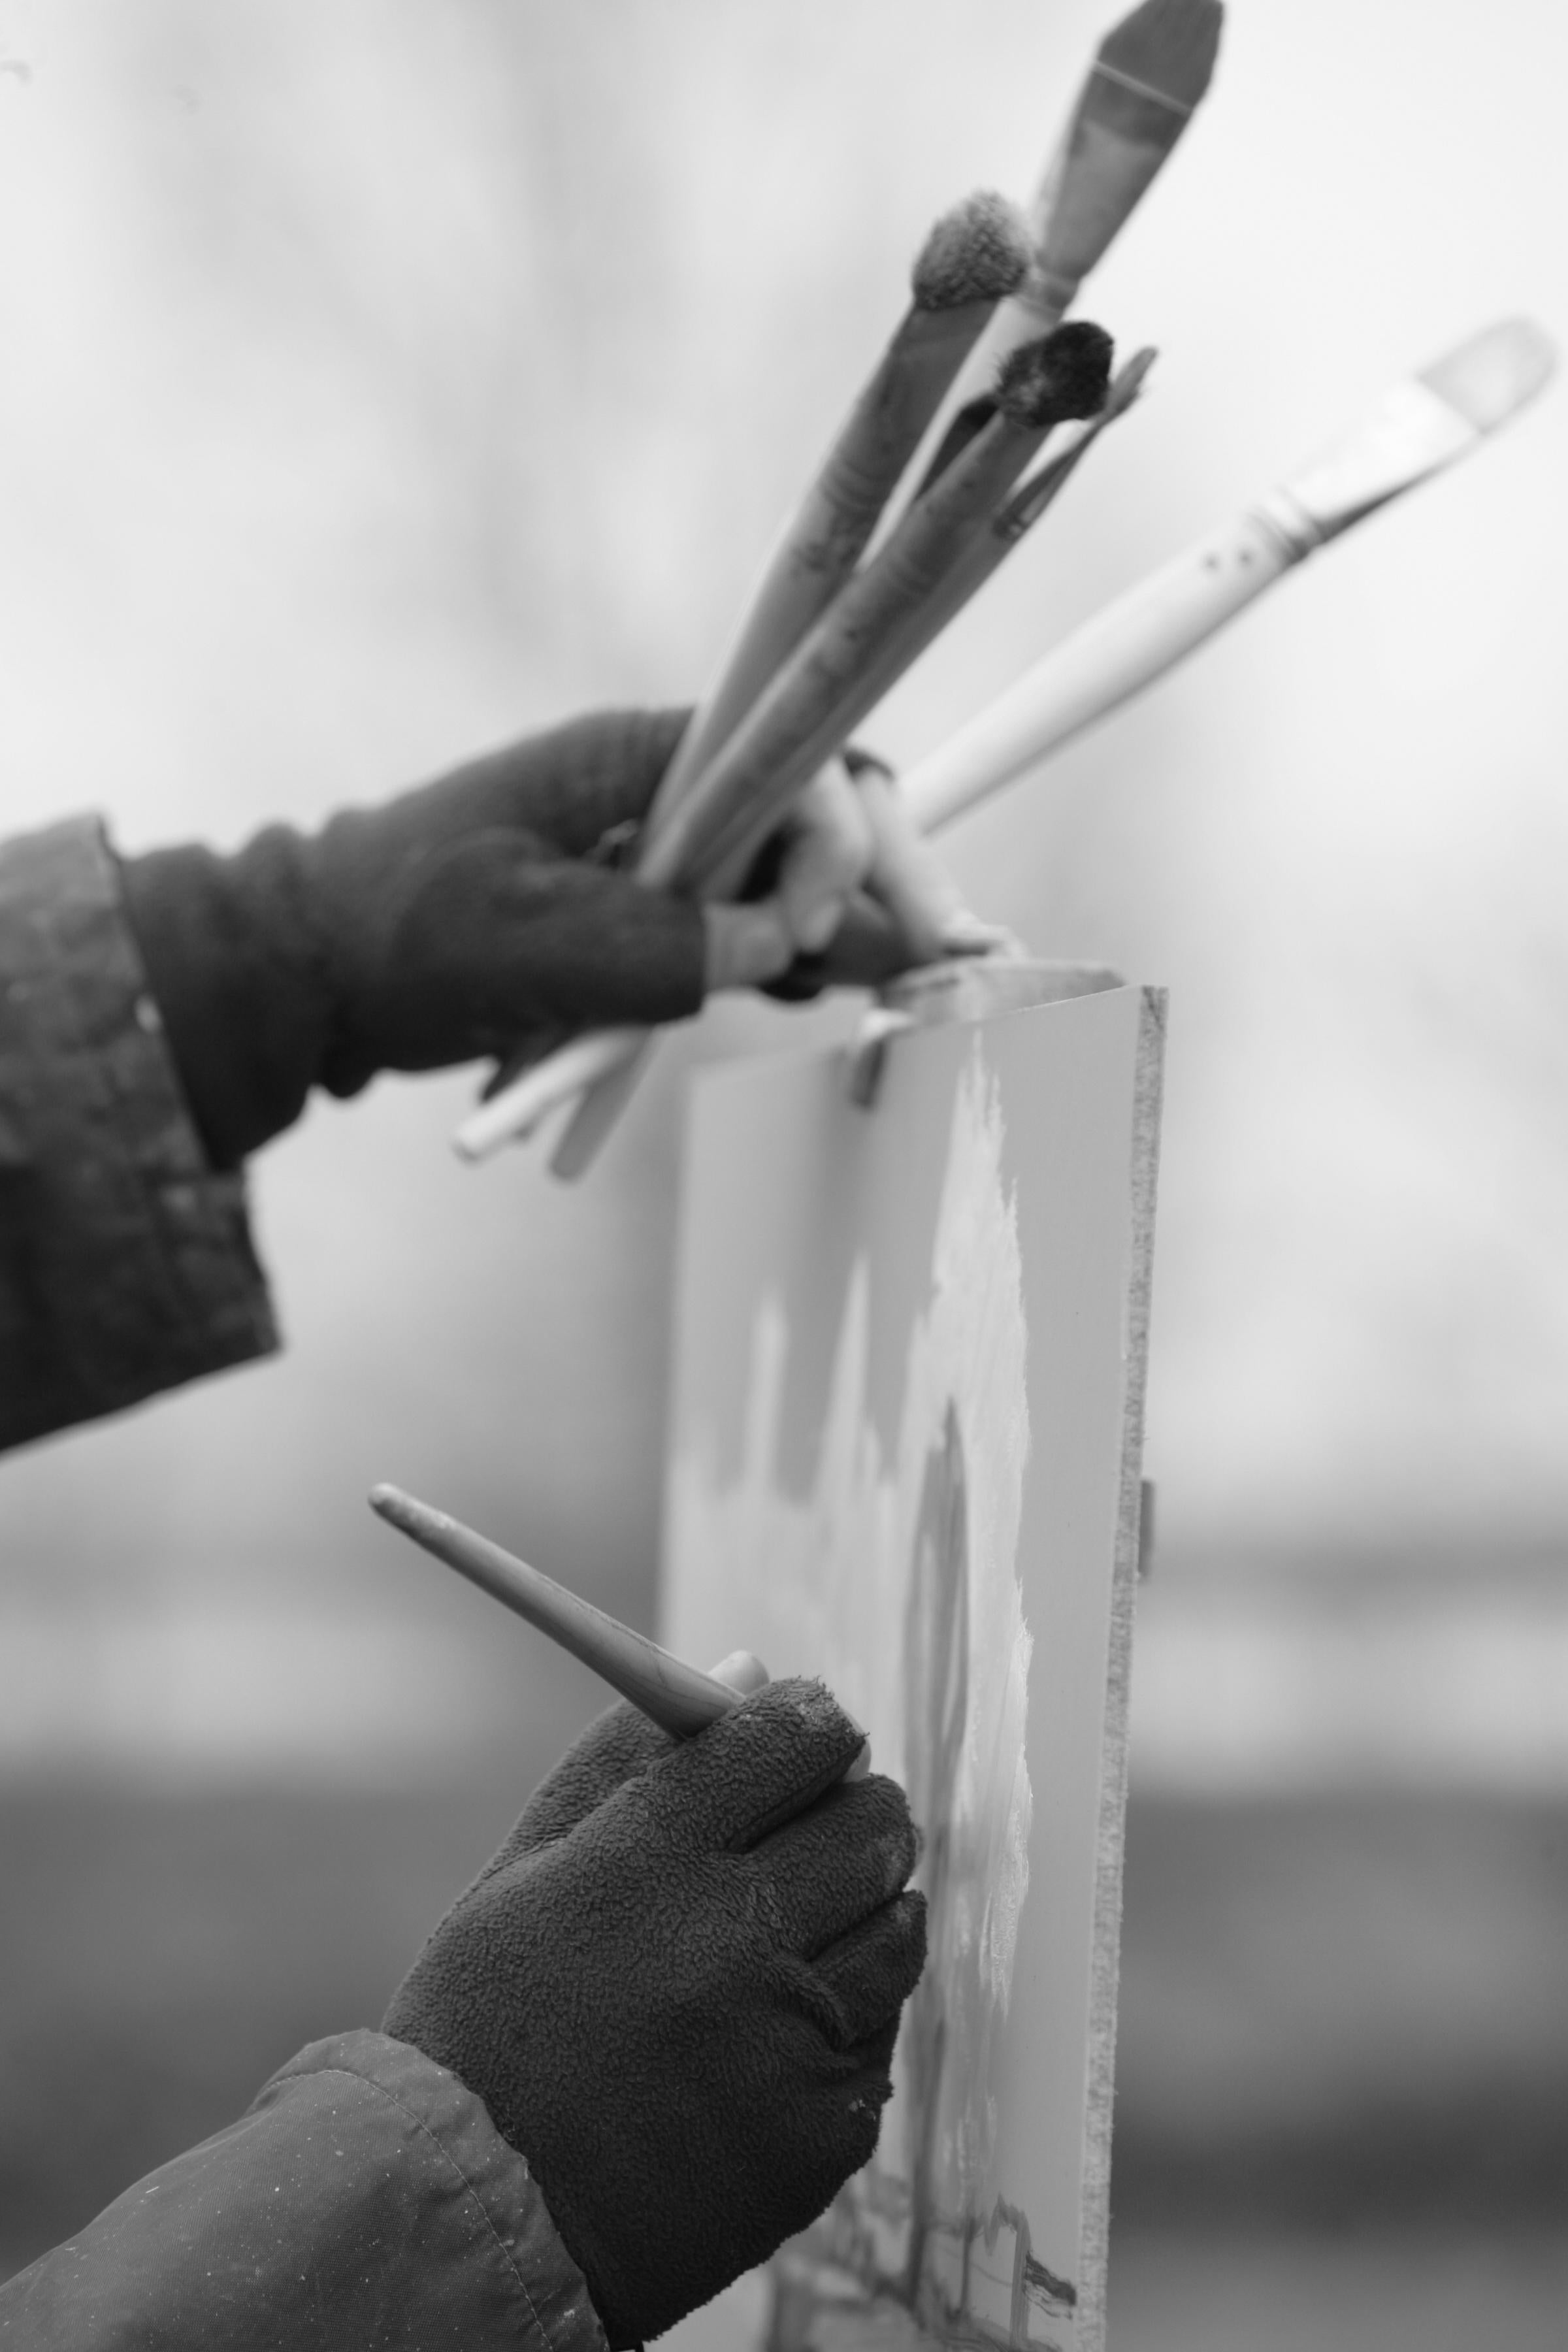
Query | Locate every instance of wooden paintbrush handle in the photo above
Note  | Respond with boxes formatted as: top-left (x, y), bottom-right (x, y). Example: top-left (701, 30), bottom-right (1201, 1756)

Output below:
top-left (370, 1484), bottom-right (740, 1739)
top-left (453, 1028), bottom-right (644, 1162)
top-left (902, 506), bottom-right (1297, 834)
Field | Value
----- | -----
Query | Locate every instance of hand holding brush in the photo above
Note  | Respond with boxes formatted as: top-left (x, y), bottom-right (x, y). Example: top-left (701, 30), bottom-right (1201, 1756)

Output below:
top-left (456, 319), bottom-right (1116, 1164)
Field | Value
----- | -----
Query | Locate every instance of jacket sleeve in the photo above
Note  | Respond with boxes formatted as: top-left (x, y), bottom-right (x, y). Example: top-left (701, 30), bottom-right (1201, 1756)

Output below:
top-left (0, 816), bottom-right (278, 1452)
top-left (0, 2029), bottom-right (610, 2352)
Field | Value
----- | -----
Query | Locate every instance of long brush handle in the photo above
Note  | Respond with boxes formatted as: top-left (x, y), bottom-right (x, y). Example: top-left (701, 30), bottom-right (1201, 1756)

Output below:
top-left (454, 1028), bottom-right (647, 1162)
top-left (903, 506), bottom-right (1294, 832)
top-left (817, 351), bottom-right (1156, 792)
top-left (545, 776), bottom-right (972, 1181)
top-left (369, 1482), bottom-right (740, 1739)
top-left (476, 503), bottom-right (1284, 1162)
top-left (457, 514), bottom-right (1284, 1162)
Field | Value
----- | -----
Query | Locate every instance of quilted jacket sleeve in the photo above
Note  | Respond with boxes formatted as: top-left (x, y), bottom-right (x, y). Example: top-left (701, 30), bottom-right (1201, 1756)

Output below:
top-left (0, 815), bottom-right (278, 1452)
top-left (0, 2029), bottom-right (610, 2352)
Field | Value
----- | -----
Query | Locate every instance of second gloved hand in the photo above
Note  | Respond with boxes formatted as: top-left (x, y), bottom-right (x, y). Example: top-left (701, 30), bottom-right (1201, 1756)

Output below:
top-left (382, 1677), bottom-right (926, 2349)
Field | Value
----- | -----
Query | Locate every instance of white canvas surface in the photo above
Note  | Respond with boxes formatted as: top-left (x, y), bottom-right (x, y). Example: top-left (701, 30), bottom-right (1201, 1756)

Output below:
top-left (661, 985), bottom-right (1164, 2352)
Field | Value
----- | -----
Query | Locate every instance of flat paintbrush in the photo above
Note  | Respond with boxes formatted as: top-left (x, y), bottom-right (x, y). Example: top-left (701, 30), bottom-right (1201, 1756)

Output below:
top-left (909, 0), bottom-right (1222, 500)
top-left (544, 353), bottom-right (1151, 1175)
top-left (649, 323), bottom-right (1114, 900)
top-left (902, 317), bottom-right (1558, 832)
top-left (370, 1482), bottom-right (742, 1738)
top-left (454, 325), bottom-right (1111, 1166)
top-left (835, 346), bottom-right (1158, 765)
top-left (645, 191), bottom-right (1032, 836)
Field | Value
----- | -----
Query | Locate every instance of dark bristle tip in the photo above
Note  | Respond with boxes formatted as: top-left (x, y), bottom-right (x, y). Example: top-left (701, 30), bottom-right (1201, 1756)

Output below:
top-left (911, 191), bottom-right (1032, 312)
top-left (1098, 0), bottom-right (1223, 110)
top-left (996, 322), bottom-right (1114, 428)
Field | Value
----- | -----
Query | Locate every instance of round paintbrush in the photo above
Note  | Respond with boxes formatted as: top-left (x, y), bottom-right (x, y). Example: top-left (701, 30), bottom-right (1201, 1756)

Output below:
top-left (370, 1482), bottom-right (744, 1738)
top-left (906, 0), bottom-right (1222, 502)
top-left (902, 317), bottom-right (1557, 832)
top-left (642, 191), bottom-right (1034, 839)
top-left (648, 321), bottom-right (1113, 900)
top-left (451, 325), bottom-right (1109, 1168)
top-left (465, 195), bottom-right (1033, 1167)
top-left (834, 347), bottom-right (1158, 754)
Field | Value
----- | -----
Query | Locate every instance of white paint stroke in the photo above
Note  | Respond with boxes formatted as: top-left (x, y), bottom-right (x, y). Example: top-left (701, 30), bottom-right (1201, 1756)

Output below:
top-left (667, 1041), bottom-right (1034, 2227)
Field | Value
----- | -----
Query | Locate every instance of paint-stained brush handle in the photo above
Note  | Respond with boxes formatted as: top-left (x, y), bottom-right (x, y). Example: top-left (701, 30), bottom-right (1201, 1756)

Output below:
top-left (368, 1483), bottom-right (740, 1739)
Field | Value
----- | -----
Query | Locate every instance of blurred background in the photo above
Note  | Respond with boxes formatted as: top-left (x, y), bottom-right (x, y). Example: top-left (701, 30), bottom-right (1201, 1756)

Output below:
top-left (1, 3), bottom-right (1565, 2343)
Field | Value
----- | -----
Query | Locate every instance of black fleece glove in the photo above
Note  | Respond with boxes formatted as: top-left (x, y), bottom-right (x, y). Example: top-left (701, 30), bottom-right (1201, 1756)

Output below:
top-left (383, 1679), bottom-right (926, 2347)
top-left (121, 709), bottom-right (706, 1166)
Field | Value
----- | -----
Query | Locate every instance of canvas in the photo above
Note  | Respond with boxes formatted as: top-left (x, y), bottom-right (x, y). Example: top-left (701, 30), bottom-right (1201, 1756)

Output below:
top-left (660, 982), bottom-right (1165, 2352)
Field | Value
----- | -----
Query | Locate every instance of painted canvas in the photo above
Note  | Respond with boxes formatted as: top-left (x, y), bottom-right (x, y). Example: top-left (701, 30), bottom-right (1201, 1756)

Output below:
top-left (661, 983), bottom-right (1164, 2352)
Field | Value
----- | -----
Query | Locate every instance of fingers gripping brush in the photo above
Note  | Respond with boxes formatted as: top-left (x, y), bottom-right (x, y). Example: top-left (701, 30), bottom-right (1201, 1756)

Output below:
top-left (540, 358), bottom-right (1155, 1175)
top-left (370, 1482), bottom-right (872, 1774)
top-left (538, 3), bottom-right (1221, 1171)
top-left (459, 318), bottom-right (1556, 1160)
top-left (453, 323), bottom-right (1113, 1168)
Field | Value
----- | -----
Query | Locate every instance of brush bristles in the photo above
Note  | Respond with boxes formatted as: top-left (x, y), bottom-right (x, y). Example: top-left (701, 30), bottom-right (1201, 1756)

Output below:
top-left (996, 322), bottom-right (1114, 429)
top-left (1418, 318), bottom-right (1558, 435)
top-left (911, 191), bottom-right (1032, 312)
top-left (1098, 0), bottom-right (1224, 111)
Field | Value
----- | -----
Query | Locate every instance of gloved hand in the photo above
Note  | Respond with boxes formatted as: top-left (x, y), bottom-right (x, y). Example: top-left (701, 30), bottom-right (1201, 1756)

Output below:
top-left (382, 1673), bottom-right (926, 2348)
top-left (119, 708), bottom-right (928, 1166)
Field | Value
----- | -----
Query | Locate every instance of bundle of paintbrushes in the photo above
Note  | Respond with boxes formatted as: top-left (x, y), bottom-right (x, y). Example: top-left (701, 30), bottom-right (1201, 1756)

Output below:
top-left (459, 0), bottom-right (1223, 1168)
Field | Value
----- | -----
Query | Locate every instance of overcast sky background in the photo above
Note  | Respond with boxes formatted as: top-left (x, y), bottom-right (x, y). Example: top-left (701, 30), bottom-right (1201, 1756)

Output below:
top-left (0, 0), bottom-right (1563, 1776)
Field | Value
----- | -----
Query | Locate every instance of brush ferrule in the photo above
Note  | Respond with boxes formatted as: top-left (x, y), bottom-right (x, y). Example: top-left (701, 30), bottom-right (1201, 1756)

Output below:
top-left (1277, 379), bottom-right (1478, 544)
top-left (1092, 59), bottom-right (1197, 116)
top-left (1017, 265), bottom-right (1079, 331)
top-left (1247, 489), bottom-right (1324, 566)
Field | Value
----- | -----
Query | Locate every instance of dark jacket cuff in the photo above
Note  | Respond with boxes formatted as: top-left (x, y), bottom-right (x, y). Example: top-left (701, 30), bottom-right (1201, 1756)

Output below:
top-left (0, 816), bottom-right (278, 1453)
top-left (0, 2027), bottom-right (610, 2352)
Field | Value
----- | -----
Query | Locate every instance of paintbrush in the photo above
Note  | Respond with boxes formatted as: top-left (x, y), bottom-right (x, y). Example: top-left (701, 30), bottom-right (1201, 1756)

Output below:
top-left (904, 0), bottom-right (1221, 502)
top-left (644, 191), bottom-right (1033, 838)
top-left (453, 325), bottom-right (1111, 1170)
top-left (370, 1482), bottom-right (742, 1737)
top-left (902, 316), bottom-right (1558, 832)
top-left (512, 7), bottom-right (1218, 1176)
top-left (646, 323), bottom-right (1114, 899)
top-left (370, 1482), bottom-right (872, 1775)
top-left (536, 343), bottom-right (1144, 1180)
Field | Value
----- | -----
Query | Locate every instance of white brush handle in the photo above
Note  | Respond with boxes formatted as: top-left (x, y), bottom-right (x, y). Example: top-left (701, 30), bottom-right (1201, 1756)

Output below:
top-left (453, 1028), bottom-right (645, 1162)
top-left (547, 1033), bottom-right (655, 1177)
top-left (457, 506), bottom-right (1299, 1168)
top-left (904, 506), bottom-right (1298, 832)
